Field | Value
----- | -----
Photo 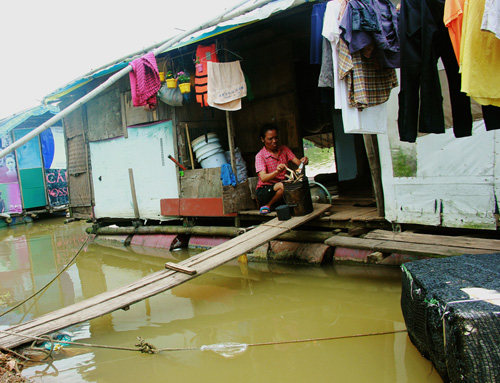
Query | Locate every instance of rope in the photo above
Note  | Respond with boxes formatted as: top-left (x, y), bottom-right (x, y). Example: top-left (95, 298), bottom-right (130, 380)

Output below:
top-left (260, 223), bottom-right (292, 232)
top-left (0, 328), bottom-right (408, 358)
top-left (0, 233), bottom-right (94, 319)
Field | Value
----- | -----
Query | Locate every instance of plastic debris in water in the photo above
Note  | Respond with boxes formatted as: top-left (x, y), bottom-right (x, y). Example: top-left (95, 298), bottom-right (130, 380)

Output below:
top-left (200, 342), bottom-right (248, 358)
top-left (42, 333), bottom-right (72, 351)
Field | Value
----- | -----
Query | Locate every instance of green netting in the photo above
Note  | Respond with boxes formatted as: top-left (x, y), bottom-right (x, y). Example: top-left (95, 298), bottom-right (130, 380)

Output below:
top-left (401, 253), bottom-right (500, 383)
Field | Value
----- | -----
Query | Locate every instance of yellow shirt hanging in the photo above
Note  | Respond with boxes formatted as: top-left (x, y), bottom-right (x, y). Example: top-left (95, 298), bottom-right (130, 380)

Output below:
top-left (460, 0), bottom-right (500, 106)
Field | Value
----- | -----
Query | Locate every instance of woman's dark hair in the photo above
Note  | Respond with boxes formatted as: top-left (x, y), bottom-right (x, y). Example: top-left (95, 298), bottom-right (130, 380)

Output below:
top-left (259, 123), bottom-right (279, 139)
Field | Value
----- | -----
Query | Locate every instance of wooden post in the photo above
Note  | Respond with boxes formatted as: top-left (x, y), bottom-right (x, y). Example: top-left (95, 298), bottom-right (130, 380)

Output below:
top-left (128, 168), bottom-right (140, 219)
top-left (363, 134), bottom-right (384, 217)
top-left (185, 123), bottom-right (195, 169)
top-left (226, 111), bottom-right (237, 180)
top-left (120, 93), bottom-right (128, 138)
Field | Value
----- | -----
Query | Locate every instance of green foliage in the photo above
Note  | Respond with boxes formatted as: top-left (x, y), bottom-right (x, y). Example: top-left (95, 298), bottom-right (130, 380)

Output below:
top-left (391, 149), bottom-right (417, 177)
top-left (176, 71), bottom-right (190, 84)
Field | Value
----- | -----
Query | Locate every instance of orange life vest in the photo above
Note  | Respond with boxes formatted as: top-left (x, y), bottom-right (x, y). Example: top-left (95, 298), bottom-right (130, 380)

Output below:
top-left (195, 44), bottom-right (218, 107)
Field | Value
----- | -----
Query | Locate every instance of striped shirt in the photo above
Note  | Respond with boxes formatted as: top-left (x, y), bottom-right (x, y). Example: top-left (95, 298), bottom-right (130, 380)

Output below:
top-left (338, 38), bottom-right (398, 109)
top-left (255, 145), bottom-right (296, 188)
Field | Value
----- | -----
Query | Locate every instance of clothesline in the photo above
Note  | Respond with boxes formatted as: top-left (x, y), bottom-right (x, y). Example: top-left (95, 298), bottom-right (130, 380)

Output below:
top-left (313, 0), bottom-right (500, 141)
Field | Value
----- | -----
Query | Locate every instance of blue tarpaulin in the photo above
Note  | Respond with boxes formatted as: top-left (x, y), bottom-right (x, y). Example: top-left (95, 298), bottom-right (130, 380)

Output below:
top-left (0, 104), bottom-right (60, 138)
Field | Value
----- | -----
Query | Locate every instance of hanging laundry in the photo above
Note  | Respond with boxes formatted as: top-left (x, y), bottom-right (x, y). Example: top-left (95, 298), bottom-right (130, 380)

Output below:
top-left (338, 38), bottom-right (398, 109)
top-left (207, 61), bottom-right (247, 111)
top-left (398, 0), bottom-right (473, 142)
top-left (460, 0), bottom-right (500, 107)
top-left (443, 0), bottom-right (465, 63)
top-left (340, 0), bottom-right (400, 69)
top-left (318, 38), bottom-right (335, 88)
top-left (129, 52), bottom-right (161, 109)
top-left (481, 0), bottom-right (500, 39)
top-left (310, 2), bottom-right (328, 64)
top-left (322, 0), bottom-right (388, 134)
top-left (195, 44), bottom-right (219, 107)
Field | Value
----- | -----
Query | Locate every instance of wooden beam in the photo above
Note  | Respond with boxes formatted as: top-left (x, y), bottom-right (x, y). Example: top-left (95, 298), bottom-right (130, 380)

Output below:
top-left (365, 230), bottom-right (500, 252)
top-left (120, 92), bottom-right (128, 138)
top-left (185, 123), bottom-right (195, 170)
top-left (363, 134), bottom-right (384, 217)
top-left (128, 168), bottom-right (140, 219)
top-left (94, 225), bottom-right (335, 243)
top-left (325, 235), bottom-right (492, 258)
top-left (226, 111), bottom-right (237, 179)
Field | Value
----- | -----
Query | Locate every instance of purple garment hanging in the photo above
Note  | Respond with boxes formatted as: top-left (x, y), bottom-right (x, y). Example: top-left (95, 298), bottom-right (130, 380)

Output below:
top-left (340, 0), bottom-right (400, 68)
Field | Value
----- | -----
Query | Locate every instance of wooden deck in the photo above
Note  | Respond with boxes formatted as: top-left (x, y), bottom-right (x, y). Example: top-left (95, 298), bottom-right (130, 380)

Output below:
top-left (326, 229), bottom-right (500, 258)
top-left (0, 204), bottom-right (331, 350)
top-left (239, 196), bottom-right (386, 229)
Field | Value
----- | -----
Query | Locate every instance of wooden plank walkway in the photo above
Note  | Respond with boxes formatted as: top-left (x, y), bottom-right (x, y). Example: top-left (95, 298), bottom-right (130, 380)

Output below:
top-left (325, 229), bottom-right (500, 258)
top-left (365, 230), bottom-right (500, 252)
top-left (0, 204), bottom-right (331, 350)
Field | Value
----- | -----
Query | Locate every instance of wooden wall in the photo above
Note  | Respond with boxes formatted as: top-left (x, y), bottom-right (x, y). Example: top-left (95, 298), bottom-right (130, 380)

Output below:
top-left (61, 91), bottom-right (94, 219)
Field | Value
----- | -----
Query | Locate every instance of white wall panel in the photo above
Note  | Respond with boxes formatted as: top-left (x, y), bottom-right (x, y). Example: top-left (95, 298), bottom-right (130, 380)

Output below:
top-left (90, 120), bottom-right (178, 219)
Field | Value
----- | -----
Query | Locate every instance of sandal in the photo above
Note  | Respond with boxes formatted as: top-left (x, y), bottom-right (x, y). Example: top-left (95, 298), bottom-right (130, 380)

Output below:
top-left (259, 206), bottom-right (271, 215)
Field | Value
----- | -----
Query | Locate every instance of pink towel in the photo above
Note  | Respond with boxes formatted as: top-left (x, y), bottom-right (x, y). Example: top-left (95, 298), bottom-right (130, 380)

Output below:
top-left (129, 52), bottom-right (161, 109)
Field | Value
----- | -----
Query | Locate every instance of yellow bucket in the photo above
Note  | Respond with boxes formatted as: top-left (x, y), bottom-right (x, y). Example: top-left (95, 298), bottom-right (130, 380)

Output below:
top-left (166, 78), bottom-right (177, 88)
top-left (179, 83), bottom-right (191, 94)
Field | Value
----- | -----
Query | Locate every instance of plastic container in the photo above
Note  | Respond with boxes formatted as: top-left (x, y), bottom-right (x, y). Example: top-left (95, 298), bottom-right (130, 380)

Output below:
top-left (191, 133), bottom-right (228, 169)
top-left (192, 136), bottom-right (221, 152)
top-left (283, 178), bottom-right (314, 216)
top-left (191, 133), bottom-right (219, 150)
top-left (200, 152), bottom-right (228, 168)
top-left (276, 205), bottom-right (291, 221)
top-left (195, 143), bottom-right (224, 161)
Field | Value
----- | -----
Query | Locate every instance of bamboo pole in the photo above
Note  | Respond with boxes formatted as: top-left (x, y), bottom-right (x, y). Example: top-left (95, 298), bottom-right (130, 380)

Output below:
top-left (0, 0), bottom-right (277, 160)
top-left (93, 225), bottom-right (335, 243)
top-left (226, 111), bottom-right (238, 179)
top-left (185, 123), bottom-right (195, 169)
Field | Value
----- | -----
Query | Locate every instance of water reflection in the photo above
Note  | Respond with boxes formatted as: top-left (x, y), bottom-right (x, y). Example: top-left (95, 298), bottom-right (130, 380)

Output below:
top-left (0, 219), bottom-right (89, 326)
top-left (0, 218), bottom-right (443, 382)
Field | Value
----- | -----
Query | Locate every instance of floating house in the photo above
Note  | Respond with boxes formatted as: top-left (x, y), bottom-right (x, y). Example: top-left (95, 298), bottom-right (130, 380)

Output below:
top-left (0, 105), bottom-right (68, 224)
top-left (30, 0), bottom-right (499, 231)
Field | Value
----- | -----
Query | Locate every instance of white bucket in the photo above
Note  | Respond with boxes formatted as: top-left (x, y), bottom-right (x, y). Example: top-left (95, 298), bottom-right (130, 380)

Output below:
top-left (196, 143), bottom-right (223, 161)
top-left (191, 133), bottom-right (228, 169)
top-left (191, 133), bottom-right (219, 150)
top-left (192, 136), bottom-right (220, 152)
top-left (200, 152), bottom-right (228, 169)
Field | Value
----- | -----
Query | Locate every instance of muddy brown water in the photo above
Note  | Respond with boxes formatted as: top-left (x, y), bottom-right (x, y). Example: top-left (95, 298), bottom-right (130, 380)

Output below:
top-left (0, 218), bottom-right (442, 382)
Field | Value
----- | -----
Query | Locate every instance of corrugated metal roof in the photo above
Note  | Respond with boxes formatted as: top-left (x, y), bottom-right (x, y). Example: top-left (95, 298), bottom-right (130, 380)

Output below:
top-left (0, 104), bottom-right (60, 138)
top-left (43, 0), bottom-right (303, 103)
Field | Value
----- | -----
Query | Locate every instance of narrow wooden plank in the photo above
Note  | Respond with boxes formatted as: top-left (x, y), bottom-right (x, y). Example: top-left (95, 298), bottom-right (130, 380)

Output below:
top-left (324, 236), bottom-right (491, 257)
top-left (350, 208), bottom-right (380, 221)
top-left (0, 204), bottom-right (330, 349)
top-left (165, 262), bottom-right (197, 275)
top-left (365, 230), bottom-right (500, 252)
